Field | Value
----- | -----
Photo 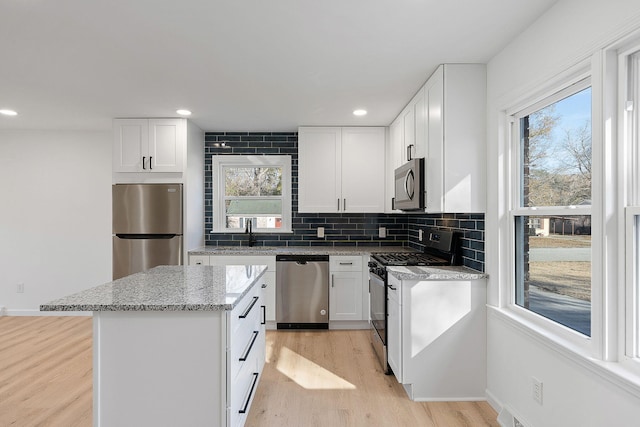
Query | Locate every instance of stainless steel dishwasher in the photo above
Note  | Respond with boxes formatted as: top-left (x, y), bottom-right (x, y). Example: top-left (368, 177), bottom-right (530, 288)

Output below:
top-left (276, 254), bottom-right (329, 329)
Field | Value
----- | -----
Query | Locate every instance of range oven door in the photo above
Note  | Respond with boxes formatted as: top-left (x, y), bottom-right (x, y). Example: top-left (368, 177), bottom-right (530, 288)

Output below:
top-left (369, 271), bottom-right (389, 373)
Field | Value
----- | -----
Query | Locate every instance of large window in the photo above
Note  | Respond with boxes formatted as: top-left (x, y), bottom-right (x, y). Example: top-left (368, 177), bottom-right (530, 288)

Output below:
top-left (511, 80), bottom-right (592, 336)
top-left (212, 155), bottom-right (292, 233)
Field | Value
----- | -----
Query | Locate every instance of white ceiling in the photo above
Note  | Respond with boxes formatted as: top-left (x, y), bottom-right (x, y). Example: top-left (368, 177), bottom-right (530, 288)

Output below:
top-left (0, 0), bottom-right (557, 132)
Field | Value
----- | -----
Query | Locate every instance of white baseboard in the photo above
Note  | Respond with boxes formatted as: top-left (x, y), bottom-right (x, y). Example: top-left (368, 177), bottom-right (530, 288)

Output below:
top-left (329, 320), bottom-right (369, 330)
top-left (5, 309), bottom-right (92, 316)
top-left (485, 389), bottom-right (503, 416)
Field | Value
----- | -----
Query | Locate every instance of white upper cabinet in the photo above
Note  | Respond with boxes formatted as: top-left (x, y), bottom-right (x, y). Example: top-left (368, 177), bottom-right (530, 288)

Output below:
top-left (387, 64), bottom-right (486, 213)
top-left (425, 64), bottom-right (486, 213)
top-left (298, 127), bottom-right (386, 213)
top-left (113, 118), bottom-right (184, 173)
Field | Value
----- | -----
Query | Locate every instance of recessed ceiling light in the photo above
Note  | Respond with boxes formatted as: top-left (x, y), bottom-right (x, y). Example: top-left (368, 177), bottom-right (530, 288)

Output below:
top-left (0, 109), bottom-right (18, 116)
top-left (353, 109), bottom-right (367, 116)
top-left (176, 109), bottom-right (192, 116)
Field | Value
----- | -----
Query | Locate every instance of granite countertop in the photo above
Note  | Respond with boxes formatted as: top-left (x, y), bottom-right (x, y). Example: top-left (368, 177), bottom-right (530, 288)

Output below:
top-left (386, 265), bottom-right (488, 281)
top-left (189, 245), bottom-right (415, 256)
top-left (40, 265), bottom-right (267, 312)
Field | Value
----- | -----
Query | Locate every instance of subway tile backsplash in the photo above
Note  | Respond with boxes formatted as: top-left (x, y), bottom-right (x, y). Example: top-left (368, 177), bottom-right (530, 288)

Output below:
top-left (204, 132), bottom-right (484, 272)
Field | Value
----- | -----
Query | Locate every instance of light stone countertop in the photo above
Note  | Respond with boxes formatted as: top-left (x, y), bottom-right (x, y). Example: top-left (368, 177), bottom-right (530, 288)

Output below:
top-left (188, 245), bottom-right (415, 256)
top-left (387, 265), bottom-right (488, 281)
top-left (39, 265), bottom-right (267, 312)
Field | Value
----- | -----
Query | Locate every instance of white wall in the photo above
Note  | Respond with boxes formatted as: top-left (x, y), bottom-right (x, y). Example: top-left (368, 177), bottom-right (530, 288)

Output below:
top-left (486, 0), bottom-right (640, 425)
top-left (0, 130), bottom-right (112, 314)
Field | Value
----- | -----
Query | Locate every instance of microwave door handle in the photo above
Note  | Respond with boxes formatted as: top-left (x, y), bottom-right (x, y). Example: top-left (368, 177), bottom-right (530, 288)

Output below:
top-left (404, 169), bottom-right (415, 200)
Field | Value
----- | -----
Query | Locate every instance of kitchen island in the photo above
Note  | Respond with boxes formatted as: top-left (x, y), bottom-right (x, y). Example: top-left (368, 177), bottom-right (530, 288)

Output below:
top-left (41, 264), bottom-right (268, 427)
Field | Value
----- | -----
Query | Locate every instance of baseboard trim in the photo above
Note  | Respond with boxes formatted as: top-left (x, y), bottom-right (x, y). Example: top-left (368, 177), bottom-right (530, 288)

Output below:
top-left (329, 320), bottom-right (369, 330)
top-left (485, 389), bottom-right (503, 417)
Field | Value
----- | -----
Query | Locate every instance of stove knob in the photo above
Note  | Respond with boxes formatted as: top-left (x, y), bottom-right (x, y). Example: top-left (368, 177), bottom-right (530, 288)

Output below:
top-left (367, 261), bottom-right (376, 268)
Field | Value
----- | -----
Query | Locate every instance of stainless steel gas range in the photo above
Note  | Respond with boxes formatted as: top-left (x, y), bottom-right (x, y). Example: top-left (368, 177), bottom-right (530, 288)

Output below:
top-left (368, 228), bottom-right (459, 374)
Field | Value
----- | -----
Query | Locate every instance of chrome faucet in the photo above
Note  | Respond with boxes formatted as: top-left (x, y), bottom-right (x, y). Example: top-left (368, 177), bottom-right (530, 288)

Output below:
top-left (245, 219), bottom-right (256, 247)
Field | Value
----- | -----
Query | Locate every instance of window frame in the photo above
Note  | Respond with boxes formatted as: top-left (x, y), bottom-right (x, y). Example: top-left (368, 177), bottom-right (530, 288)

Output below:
top-left (212, 155), bottom-right (292, 233)
top-left (623, 46), bottom-right (640, 371)
top-left (506, 69), bottom-right (598, 354)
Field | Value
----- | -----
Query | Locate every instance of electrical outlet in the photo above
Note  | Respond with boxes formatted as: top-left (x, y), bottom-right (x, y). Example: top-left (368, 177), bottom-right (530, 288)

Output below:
top-left (379, 227), bottom-right (386, 238)
top-left (419, 229), bottom-right (424, 241)
top-left (532, 377), bottom-right (543, 405)
top-left (17, 283), bottom-right (24, 293)
top-left (317, 227), bottom-right (325, 238)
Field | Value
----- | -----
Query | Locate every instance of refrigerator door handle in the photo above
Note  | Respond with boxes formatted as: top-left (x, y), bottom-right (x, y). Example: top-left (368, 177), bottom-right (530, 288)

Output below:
top-left (115, 234), bottom-right (177, 239)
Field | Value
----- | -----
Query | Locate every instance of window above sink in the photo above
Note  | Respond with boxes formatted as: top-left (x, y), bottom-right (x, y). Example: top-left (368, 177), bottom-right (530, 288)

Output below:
top-left (212, 155), bottom-right (292, 233)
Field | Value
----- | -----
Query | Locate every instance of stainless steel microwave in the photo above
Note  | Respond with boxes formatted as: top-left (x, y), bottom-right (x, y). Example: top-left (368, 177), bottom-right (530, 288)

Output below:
top-left (393, 158), bottom-right (425, 211)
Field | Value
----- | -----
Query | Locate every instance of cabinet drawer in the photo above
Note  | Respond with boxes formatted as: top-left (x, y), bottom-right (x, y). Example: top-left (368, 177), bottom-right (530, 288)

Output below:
top-left (230, 326), bottom-right (261, 381)
top-left (330, 256), bottom-right (362, 272)
top-left (230, 346), bottom-right (261, 427)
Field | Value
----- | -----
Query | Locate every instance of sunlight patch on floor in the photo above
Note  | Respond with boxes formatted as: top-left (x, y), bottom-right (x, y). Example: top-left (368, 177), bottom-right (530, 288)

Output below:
top-left (276, 346), bottom-right (356, 390)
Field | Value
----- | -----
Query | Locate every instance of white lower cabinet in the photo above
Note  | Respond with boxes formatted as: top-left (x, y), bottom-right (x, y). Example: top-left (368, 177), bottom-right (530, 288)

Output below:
top-left (189, 255), bottom-right (276, 327)
top-left (329, 256), bottom-right (365, 322)
top-left (387, 274), bottom-right (487, 401)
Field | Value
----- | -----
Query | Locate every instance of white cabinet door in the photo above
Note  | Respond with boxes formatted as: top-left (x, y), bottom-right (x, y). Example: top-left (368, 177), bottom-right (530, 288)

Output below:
top-left (148, 119), bottom-right (184, 173)
top-left (329, 256), bottom-right (364, 321)
top-left (425, 68), bottom-right (445, 212)
top-left (298, 127), bottom-right (341, 213)
top-left (412, 88), bottom-right (427, 160)
top-left (402, 105), bottom-right (415, 162)
top-left (330, 271), bottom-right (363, 321)
top-left (387, 275), bottom-right (402, 381)
top-left (113, 119), bottom-right (148, 172)
top-left (340, 127), bottom-right (386, 213)
top-left (113, 118), bottom-right (184, 173)
top-left (386, 117), bottom-right (404, 212)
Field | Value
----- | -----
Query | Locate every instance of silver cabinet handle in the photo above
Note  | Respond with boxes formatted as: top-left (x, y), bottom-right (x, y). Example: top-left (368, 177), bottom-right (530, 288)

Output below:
top-left (339, 262), bottom-right (353, 265)
top-left (337, 198), bottom-right (340, 211)
top-left (343, 198), bottom-right (346, 211)
top-left (331, 274), bottom-right (334, 287)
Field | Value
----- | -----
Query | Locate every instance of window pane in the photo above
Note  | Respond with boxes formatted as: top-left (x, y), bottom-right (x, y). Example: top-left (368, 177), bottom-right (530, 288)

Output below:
top-left (520, 88), bottom-right (592, 207)
top-left (224, 199), bottom-right (282, 230)
top-left (224, 167), bottom-right (282, 196)
top-left (515, 215), bottom-right (591, 336)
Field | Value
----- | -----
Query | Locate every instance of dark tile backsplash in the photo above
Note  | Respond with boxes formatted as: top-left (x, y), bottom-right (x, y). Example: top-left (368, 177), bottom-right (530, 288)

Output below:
top-left (204, 132), bottom-right (484, 272)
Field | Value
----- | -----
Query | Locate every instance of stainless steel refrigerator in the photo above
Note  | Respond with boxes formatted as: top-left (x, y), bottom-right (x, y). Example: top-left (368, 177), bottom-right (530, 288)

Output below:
top-left (112, 183), bottom-right (183, 280)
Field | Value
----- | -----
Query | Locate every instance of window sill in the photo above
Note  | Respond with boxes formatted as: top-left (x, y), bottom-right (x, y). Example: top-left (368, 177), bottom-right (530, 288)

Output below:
top-left (488, 305), bottom-right (640, 399)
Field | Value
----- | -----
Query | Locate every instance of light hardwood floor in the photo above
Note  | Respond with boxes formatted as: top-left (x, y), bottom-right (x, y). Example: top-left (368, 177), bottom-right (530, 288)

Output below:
top-left (1, 317), bottom-right (498, 426)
